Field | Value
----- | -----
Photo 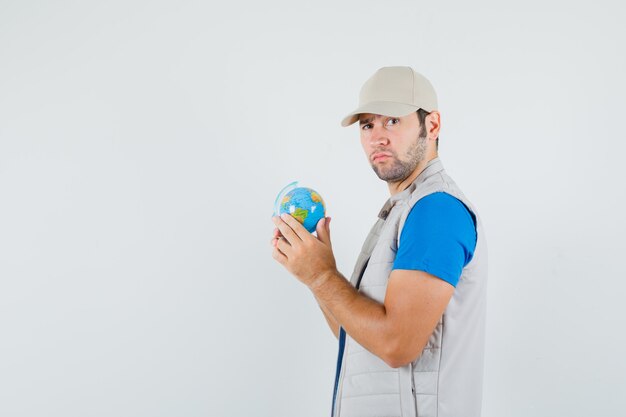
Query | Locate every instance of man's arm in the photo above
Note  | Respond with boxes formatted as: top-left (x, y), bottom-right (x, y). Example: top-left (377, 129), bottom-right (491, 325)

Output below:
top-left (310, 267), bottom-right (454, 368)
top-left (270, 213), bottom-right (454, 366)
top-left (314, 295), bottom-right (340, 339)
top-left (270, 198), bottom-right (467, 368)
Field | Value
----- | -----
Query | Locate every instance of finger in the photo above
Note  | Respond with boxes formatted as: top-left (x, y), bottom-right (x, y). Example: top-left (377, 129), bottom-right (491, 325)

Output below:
top-left (273, 227), bottom-right (283, 238)
top-left (315, 217), bottom-right (326, 237)
top-left (272, 245), bottom-right (287, 264)
top-left (278, 213), bottom-right (308, 240)
top-left (327, 217), bottom-right (332, 247)
top-left (275, 235), bottom-right (292, 256)
top-left (273, 215), bottom-right (302, 244)
top-left (316, 217), bottom-right (332, 246)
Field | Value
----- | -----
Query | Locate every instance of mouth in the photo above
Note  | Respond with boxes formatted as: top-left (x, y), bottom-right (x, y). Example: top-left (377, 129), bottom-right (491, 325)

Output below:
top-left (372, 152), bottom-right (392, 162)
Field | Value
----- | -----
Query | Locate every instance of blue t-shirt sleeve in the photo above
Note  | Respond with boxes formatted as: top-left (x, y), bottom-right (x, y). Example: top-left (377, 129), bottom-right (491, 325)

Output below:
top-left (392, 192), bottom-right (477, 287)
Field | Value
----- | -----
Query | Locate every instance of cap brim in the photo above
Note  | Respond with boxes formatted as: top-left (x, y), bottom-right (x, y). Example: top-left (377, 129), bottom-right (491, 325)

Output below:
top-left (340, 101), bottom-right (421, 127)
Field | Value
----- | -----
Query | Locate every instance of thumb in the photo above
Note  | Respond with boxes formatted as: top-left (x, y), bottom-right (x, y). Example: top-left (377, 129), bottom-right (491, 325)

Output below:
top-left (316, 216), bottom-right (332, 246)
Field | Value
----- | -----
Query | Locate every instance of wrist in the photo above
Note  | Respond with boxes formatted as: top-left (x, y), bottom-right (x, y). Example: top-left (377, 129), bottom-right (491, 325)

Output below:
top-left (309, 268), bottom-right (337, 292)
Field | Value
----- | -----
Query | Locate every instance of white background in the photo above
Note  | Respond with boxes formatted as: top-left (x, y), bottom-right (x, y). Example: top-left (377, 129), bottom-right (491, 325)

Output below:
top-left (1, 1), bottom-right (625, 416)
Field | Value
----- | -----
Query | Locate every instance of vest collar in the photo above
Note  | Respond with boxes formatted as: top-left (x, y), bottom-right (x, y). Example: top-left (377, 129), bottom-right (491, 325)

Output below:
top-left (377, 157), bottom-right (445, 220)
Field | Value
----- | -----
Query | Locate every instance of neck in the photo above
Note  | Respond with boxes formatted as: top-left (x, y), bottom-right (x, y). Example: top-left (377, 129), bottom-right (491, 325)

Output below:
top-left (387, 154), bottom-right (438, 196)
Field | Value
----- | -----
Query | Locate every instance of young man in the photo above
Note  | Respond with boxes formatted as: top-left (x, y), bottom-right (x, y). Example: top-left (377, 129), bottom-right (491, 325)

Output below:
top-left (270, 66), bottom-right (488, 417)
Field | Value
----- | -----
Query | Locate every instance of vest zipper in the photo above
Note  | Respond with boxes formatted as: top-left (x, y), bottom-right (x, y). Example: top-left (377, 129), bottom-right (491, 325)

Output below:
top-left (332, 339), bottom-right (347, 417)
top-left (410, 362), bottom-right (418, 416)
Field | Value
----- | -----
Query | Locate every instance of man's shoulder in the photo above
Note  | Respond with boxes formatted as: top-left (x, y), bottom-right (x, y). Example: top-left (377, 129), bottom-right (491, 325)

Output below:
top-left (401, 191), bottom-right (477, 238)
top-left (410, 192), bottom-right (473, 218)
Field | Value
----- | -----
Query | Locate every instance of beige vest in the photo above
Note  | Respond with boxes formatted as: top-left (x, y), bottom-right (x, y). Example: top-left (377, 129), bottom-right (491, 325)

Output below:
top-left (333, 158), bottom-right (488, 417)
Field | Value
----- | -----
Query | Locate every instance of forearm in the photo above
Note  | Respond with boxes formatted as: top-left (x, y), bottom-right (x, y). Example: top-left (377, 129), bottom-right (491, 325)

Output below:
top-left (309, 270), bottom-right (392, 362)
top-left (314, 295), bottom-right (340, 339)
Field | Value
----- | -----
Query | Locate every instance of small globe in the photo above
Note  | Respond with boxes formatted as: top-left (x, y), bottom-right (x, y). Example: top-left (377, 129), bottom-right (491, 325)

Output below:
top-left (273, 182), bottom-right (326, 233)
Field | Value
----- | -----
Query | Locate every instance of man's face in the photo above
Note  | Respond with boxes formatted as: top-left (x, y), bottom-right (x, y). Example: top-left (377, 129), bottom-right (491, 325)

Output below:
top-left (359, 112), bottom-right (428, 182)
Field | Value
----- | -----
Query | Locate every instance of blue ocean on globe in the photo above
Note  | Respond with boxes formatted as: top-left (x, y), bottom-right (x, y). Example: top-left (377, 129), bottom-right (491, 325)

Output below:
top-left (273, 181), bottom-right (326, 233)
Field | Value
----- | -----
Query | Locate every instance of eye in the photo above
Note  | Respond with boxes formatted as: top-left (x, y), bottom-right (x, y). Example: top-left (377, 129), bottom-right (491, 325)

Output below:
top-left (361, 123), bottom-right (372, 130)
top-left (386, 118), bottom-right (399, 126)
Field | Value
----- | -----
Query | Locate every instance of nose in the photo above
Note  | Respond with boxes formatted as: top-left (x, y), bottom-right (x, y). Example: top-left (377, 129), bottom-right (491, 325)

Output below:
top-left (369, 123), bottom-right (389, 146)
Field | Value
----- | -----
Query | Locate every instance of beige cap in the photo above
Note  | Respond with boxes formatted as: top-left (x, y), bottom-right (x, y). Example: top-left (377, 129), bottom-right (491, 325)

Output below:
top-left (341, 66), bottom-right (438, 127)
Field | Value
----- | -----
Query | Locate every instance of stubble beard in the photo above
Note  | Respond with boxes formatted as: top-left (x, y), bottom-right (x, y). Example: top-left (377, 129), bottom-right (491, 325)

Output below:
top-left (371, 128), bottom-right (428, 182)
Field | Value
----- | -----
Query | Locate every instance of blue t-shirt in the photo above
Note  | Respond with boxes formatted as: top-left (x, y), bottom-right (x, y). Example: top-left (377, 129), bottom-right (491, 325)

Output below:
top-left (392, 192), bottom-right (477, 287)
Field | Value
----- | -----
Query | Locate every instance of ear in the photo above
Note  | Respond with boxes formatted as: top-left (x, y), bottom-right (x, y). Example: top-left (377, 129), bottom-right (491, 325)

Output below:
top-left (426, 110), bottom-right (441, 140)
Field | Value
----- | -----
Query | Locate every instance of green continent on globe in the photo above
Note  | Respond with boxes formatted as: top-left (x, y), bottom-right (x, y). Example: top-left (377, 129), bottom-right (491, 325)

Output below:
top-left (291, 207), bottom-right (309, 224)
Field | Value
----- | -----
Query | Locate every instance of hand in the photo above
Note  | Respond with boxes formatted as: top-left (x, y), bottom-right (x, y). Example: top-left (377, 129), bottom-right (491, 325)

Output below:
top-left (270, 214), bottom-right (337, 289)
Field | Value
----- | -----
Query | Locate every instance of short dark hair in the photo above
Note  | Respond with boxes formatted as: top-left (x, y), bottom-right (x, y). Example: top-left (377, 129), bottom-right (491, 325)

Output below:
top-left (416, 108), bottom-right (439, 150)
